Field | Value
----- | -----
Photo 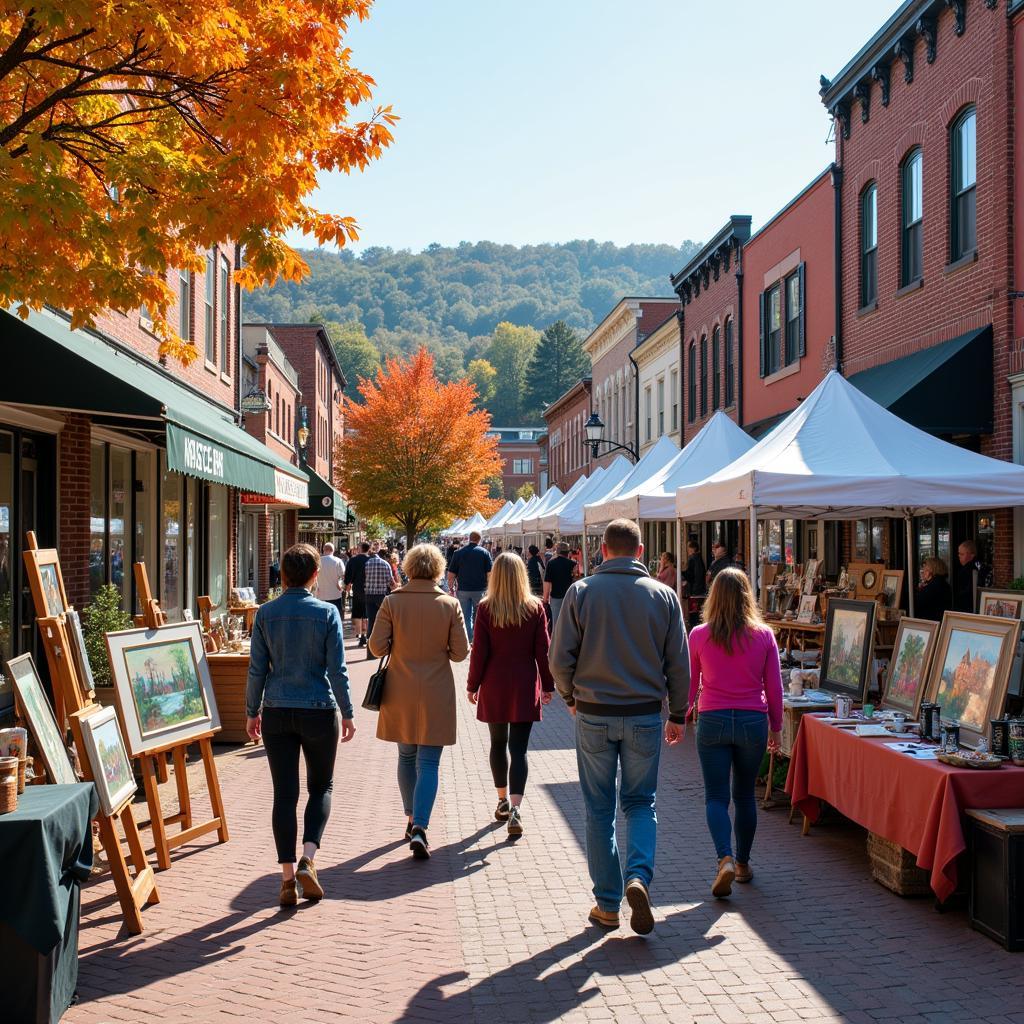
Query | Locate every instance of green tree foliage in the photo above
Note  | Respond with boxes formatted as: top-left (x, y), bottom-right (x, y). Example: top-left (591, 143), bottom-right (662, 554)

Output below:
top-left (523, 321), bottom-right (589, 418)
top-left (317, 319), bottom-right (380, 402)
top-left (485, 474), bottom-right (505, 500)
top-left (83, 584), bottom-right (134, 688)
top-left (485, 323), bottom-right (540, 425)
top-left (514, 483), bottom-right (535, 501)
top-left (466, 358), bottom-right (497, 406)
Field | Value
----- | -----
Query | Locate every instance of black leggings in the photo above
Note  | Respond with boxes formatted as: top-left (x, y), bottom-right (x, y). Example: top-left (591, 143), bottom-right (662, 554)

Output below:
top-left (487, 722), bottom-right (534, 796)
top-left (261, 707), bottom-right (340, 863)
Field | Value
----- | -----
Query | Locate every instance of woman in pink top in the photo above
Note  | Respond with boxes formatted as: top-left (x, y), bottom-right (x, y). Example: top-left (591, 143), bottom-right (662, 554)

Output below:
top-left (688, 568), bottom-right (783, 899)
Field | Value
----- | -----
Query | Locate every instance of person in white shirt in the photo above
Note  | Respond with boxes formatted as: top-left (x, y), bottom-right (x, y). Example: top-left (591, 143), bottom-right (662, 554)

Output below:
top-left (318, 543), bottom-right (347, 619)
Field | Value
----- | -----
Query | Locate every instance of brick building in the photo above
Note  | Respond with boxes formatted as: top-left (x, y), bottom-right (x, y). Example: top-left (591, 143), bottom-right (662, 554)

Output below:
top-left (543, 378), bottom-right (592, 491)
top-left (583, 298), bottom-right (679, 467)
top-left (486, 427), bottom-right (544, 499)
top-left (671, 218), bottom-right (750, 444)
top-left (821, 0), bottom-right (1014, 585)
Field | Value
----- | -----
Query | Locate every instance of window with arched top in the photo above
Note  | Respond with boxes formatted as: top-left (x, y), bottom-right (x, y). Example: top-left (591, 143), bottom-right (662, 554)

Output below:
top-left (901, 148), bottom-right (923, 285)
top-left (724, 318), bottom-right (734, 407)
top-left (861, 182), bottom-right (878, 307)
top-left (712, 326), bottom-right (721, 412)
top-left (699, 334), bottom-right (708, 418)
top-left (950, 106), bottom-right (976, 261)
top-left (687, 343), bottom-right (696, 423)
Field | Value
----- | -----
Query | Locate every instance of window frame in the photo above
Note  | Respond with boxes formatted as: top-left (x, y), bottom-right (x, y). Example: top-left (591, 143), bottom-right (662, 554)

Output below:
top-left (766, 284), bottom-right (782, 375)
top-left (178, 269), bottom-right (191, 342)
top-left (644, 385), bottom-right (652, 442)
top-left (901, 148), bottom-right (924, 286)
top-left (219, 253), bottom-right (231, 373)
top-left (861, 183), bottom-right (878, 307)
top-left (724, 318), bottom-right (734, 407)
top-left (699, 334), bottom-right (708, 418)
top-left (512, 458), bottom-right (532, 475)
top-left (784, 272), bottom-right (800, 366)
top-left (950, 106), bottom-right (976, 262)
top-left (687, 343), bottom-right (696, 423)
top-left (670, 368), bottom-right (679, 431)
top-left (204, 251), bottom-right (216, 364)
top-left (711, 326), bottom-right (721, 411)
top-left (656, 377), bottom-right (665, 436)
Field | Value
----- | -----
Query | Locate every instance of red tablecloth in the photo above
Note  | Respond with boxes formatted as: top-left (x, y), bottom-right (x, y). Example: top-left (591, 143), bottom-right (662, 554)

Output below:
top-left (785, 714), bottom-right (1024, 901)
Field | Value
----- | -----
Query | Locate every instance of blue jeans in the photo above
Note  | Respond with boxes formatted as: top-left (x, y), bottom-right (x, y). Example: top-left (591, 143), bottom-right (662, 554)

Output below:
top-left (397, 744), bottom-right (444, 828)
top-left (575, 712), bottom-right (662, 912)
top-left (457, 590), bottom-right (484, 641)
top-left (696, 710), bottom-right (768, 862)
top-left (549, 597), bottom-right (564, 631)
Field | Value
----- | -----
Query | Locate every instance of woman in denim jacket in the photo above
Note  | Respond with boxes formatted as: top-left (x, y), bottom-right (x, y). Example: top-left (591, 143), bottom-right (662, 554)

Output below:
top-left (246, 544), bottom-right (356, 906)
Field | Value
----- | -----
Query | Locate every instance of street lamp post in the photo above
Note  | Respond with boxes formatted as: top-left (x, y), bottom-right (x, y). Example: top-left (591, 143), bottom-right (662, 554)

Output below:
top-left (584, 412), bottom-right (638, 464)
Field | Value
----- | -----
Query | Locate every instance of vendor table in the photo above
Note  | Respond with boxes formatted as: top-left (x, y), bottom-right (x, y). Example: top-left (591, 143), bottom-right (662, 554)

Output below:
top-left (786, 714), bottom-right (1024, 902)
top-left (0, 783), bottom-right (98, 1023)
top-left (768, 620), bottom-right (825, 660)
top-left (228, 605), bottom-right (258, 632)
top-left (207, 650), bottom-right (252, 743)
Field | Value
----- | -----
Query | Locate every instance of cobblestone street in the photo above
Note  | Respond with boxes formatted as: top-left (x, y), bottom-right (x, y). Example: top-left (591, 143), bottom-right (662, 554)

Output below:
top-left (66, 633), bottom-right (1024, 1024)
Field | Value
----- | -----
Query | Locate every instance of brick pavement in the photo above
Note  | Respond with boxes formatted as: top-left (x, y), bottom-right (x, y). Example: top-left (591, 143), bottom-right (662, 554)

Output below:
top-left (66, 632), bottom-right (1024, 1024)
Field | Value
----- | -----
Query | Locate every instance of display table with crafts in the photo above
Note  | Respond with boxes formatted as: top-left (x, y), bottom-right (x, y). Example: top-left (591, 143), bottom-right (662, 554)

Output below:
top-left (0, 783), bottom-right (98, 1024)
top-left (768, 620), bottom-right (825, 660)
top-left (785, 713), bottom-right (1024, 902)
top-left (207, 646), bottom-right (252, 743)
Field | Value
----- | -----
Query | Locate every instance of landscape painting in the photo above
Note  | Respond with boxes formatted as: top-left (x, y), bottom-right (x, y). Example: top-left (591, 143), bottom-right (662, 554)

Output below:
top-left (883, 618), bottom-right (937, 716)
top-left (6, 653), bottom-right (77, 785)
top-left (75, 705), bottom-right (136, 817)
top-left (39, 562), bottom-right (65, 616)
top-left (122, 638), bottom-right (207, 738)
top-left (932, 628), bottom-right (1004, 733)
top-left (977, 590), bottom-right (1024, 621)
top-left (821, 599), bottom-right (875, 699)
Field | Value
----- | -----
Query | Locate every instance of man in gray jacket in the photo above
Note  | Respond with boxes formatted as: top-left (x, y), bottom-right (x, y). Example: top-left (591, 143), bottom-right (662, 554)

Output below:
top-left (549, 518), bottom-right (689, 936)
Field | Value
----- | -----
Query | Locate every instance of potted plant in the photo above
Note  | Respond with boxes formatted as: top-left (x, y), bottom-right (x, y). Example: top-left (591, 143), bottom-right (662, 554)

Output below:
top-left (82, 584), bottom-right (133, 696)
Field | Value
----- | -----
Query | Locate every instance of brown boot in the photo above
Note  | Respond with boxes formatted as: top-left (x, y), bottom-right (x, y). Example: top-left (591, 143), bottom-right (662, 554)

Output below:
top-left (625, 878), bottom-right (654, 935)
top-left (712, 856), bottom-right (736, 898)
top-left (296, 856), bottom-right (324, 900)
top-left (588, 906), bottom-right (620, 930)
top-left (279, 878), bottom-right (297, 907)
top-left (735, 861), bottom-right (753, 883)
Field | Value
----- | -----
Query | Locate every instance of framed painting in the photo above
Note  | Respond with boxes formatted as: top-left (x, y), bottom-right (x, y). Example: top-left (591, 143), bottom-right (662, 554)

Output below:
top-left (976, 589), bottom-right (1024, 622)
top-left (5, 653), bottom-right (78, 785)
top-left (802, 559), bottom-right (819, 594)
top-left (72, 704), bottom-right (136, 817)
top-left (797, 594), bottom-right (818, 625)
top-left (880, 569), bottom-right (905, 610)
top-left (820, 599), bottom-right (876, 700)
top-left (848, 562), bottom-right (885, 597)
top-left (24, 548), bottom-right (68, 619)
top-left (106, 621), bottom-right (221, 756)
top-left (882, 617), bottom-right (939, 717)
top-left (924, 612), bottom-right (1020, 749)
top-left (65, 608), bottom-right (96, 694)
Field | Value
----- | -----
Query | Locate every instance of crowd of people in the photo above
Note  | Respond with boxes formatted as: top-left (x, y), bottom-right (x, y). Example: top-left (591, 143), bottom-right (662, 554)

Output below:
top-left (243, 520), bottom-right (784, 935)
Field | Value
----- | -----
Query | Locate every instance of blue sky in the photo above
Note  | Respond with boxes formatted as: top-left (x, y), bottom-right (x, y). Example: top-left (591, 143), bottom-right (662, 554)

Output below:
top-left (306, 0), bottom-right (902, 252)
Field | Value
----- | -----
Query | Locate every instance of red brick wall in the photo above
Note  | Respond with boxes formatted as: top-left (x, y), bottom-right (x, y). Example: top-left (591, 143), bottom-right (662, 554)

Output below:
top-left (244, 350), bottom-right (300, 465)
top-left (834, 2), bottom-right (1013, 582)
top-left (544, 383), bottom-right (591, 491)
top-left (742, 171), bottom-right (835, 428)
top-left (58, 414), bottom-right (92, 611)
top-left (499, 441), bottom-right (541, 498)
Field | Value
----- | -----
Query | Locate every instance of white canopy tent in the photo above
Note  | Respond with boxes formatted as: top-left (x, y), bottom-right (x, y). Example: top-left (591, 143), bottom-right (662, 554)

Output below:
top-left (517, 486), bottom-right (565, 537)
top-left (439, 517), bottom-right (467, 538)
top-left (500, 494), bottom-right (541, 544)
top-left (674, 371), bottom-right (1024, 614)
top-left (583, 434), bottom-right (680, 531)
top-left (549, 456), bottom-right (634, 539)
top-left (483, 497), bottom-right (524, 538)
top-left (480, 500), bottom-right (513, 533)
top-left (460, 512), bottom-right (488, 535)
top-left (523, 476), bottom-right (592, 535)
top-left (536, 467), bottom-right (605, 533)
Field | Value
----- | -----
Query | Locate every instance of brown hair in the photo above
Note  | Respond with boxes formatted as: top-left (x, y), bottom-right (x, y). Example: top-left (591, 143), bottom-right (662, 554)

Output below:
top-left (603, 518), bottom-right (641, 557)
top-left (923, 556), bottom-right (948, 577)
top-left (281, 543), bottom-right (320, 588)
top-left (701, 567), bottom-right (763, 654)
top-left (482, 552), bottom-right (540, 628)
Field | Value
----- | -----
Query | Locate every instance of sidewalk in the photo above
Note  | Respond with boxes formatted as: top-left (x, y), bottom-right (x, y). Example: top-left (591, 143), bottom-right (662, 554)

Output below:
top-left (67, 633), bottom-right (1024, 1024)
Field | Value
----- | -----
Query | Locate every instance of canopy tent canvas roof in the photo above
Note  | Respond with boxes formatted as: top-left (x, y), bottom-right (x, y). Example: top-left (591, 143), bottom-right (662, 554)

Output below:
top-left (440, 517), bottom-right (467, 537)
top-left (516, 486), bottom-right (565, 534)
top-left (548, 456), bottom-right (634, 535)
top-left (480, 501), bottom-right (513, 532)
top-left (523, 477), bottom-right (593, 533)
top-left (483, 498), bottom-right (524, 537)
top-left (536, 467), bottom-right (606, 533)
top-left (583, 435), bottom-right (680, 529)
top-left (674, 370), bottom-right (1024, 522)
top-left (596, 412), bottom-right (756, 524)
top-left (501, 494), bottom-right (542, 537)
top-left (460, 512), bottom-right (488, 534)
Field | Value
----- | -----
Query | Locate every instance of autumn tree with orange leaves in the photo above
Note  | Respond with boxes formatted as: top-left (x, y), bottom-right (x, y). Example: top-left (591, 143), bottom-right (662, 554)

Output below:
top-left (0, 0), bottom-right (395, 361)
top-left (338, 348), bottom-right (503, 546)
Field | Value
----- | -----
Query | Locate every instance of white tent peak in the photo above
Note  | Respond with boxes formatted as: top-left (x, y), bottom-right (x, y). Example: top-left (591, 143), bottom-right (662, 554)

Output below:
top-left (584, 434), bottom-right (679, 528)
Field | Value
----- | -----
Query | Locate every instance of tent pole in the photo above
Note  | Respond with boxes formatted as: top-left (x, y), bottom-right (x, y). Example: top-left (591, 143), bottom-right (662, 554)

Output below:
top-left (582, 530), bottom-right (589, 576)
top-left (675, 518), bottom-right (682, 598)
top-left (905, 511), bottom-right (915, 617)
top-left (749, 506), bottom-right (758, 589)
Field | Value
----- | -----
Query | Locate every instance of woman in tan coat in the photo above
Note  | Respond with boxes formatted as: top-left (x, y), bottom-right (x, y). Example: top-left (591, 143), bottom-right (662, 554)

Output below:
top-left (369, 543), bottom-right (469, 859)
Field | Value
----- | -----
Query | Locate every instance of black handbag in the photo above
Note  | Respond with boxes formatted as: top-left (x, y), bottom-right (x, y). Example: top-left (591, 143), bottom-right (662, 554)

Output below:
top-left (362, 652), bottom-right (389, 712)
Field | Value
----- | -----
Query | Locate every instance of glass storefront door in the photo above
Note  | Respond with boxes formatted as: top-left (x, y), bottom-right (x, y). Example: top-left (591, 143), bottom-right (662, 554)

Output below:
top-left (0, 432), bottom-right (12, 669)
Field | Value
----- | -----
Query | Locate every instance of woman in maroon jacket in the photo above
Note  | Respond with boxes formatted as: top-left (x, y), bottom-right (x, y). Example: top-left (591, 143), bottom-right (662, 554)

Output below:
top-left (467, 552), bottom-right (555, 836)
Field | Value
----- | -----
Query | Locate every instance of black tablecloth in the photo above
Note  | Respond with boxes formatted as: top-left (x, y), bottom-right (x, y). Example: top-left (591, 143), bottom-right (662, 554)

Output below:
top-left (0, 783), bottom-right (97, 1023)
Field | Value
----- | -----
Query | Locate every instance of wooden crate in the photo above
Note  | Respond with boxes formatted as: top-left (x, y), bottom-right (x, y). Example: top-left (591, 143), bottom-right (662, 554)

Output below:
top-left (207, 652), bottom-right (251, 743)
top-left (966, 808), bottom-right (1024, 951)
top-left (866, 832), bottom-right (931, 896)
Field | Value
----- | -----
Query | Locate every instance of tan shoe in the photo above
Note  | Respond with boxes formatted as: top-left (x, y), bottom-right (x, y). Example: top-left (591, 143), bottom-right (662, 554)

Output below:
top-left (588, 906), bottom-right (620, 930)
top-left (625, 878), bottom-right (654, 935)
top-left (735, 861), bottom-right (753, 883)
top-left (296, 856), bottom-right (324, 900)
top-left (712, 856), bottom-right (736, 898)
top-left (279, 878), bottom-right (297, 907)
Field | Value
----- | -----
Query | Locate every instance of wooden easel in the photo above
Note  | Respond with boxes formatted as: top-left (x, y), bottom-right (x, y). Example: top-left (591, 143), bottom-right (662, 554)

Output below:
top-left (22, 532), bottom-right (160, 932)
top-left (129, 561), bottom-right (229, 870)
top-left (69, 706), bottom-right (160, 935)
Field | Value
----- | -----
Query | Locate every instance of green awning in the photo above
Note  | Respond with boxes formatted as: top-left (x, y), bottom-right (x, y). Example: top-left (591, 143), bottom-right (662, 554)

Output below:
top-left (301, 467), bottom-right (346, 521)
top-left (1, 308), bottom-right (308, 502)
top-left (848, 325), bottom-right (992, 435)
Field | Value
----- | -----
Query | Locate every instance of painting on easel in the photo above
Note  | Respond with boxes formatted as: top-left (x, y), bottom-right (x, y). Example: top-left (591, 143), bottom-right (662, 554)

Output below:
top-left (24, 546), bottom-right (68, 620)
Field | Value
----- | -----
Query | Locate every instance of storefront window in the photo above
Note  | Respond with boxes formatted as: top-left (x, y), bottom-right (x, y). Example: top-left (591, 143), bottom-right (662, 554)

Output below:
top-left (975, 512), bottom-right (996, 567)
top-left (90, 442), bottom-right (106, 596)
top-left (134, 451), bottom-right (153, 614)
top-left (0, 432), bottom-right (12, 666)
top-left (270, 512), bottom-right (285, 585)
top-left (239, 511), bottom-right (258, 589)
top-left (186, 476), bottom-right (199, 617)
top-left (109, 446), bottom-right (130, 609)
top-left (854, 520), bottom-right (869, 562)
top-left (871, 520), bottom-right (885, 563)
top-left (161, 458), bottom-right (183, 621)
top-left (207, 485), bottom-right (229, 614)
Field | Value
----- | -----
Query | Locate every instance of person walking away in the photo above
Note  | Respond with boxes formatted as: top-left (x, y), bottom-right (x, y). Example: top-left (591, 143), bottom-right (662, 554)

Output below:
top-left (688, 567), bottom-right (783, 899)
top-left (245, 544), bottom-right (356, 906)
top-left (954, 539), bottom-right (993, 612)
top-left (682, 538), bottom-right (707, 597)
top-left (369, 544), bottom-right (469, 858)
top-left (542, 541), bottom-right (576, 630)
top-left (549, 519), bottom-right (689, 935)
top-left (344, 542), bottom-right (370, 646)
top-left (916, 557), bottom-right (952, 622)
top-left (706, 541), bottom-right (731, 586)
top-left (525, 544), bottom-right (545, 597)
top-left (363, 544), bottom-right (394, 655)
top-left (655, 552), bottom-right (676, 589)
top-left (447, 530), bottom-right (492, 643)
top-left (389, 550), bottom-right (407, 588)
top-left (543, 537), bottom-right (555, 566)
top-left (467, 553), bottom-right (554, 837)
top-left (318, 543), bottom-right (346, 619)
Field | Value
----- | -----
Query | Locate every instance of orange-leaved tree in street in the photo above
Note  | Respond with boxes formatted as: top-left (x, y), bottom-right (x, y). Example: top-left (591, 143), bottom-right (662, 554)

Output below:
top-left (338, 348), bottom-right (503, 546)
top-left (0, 0), bottom-right (396, 362)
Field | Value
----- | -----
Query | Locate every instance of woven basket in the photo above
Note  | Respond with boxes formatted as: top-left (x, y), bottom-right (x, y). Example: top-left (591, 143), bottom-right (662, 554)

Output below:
top-left (0, 756), bottom-right (18, 814)
top-left (16, 756), bottom-right (26, 794)
top-left (866, 832), bottom-right (931, 896)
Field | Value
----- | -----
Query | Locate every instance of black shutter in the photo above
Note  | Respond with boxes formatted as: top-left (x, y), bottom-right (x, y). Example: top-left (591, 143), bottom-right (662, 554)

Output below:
top-left (798, 261), bottom-right (806, 358)
top-left (758, 291), bottom-right (766, 378)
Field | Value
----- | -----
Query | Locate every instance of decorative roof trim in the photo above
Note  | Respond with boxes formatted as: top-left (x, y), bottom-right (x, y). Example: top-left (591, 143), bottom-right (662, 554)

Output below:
top-left (670, 216), bottom-right (752, 303)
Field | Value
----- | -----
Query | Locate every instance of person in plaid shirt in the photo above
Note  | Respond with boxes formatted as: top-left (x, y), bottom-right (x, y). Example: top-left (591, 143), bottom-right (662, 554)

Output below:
top-left (363, 544), bottom-right (395, 657)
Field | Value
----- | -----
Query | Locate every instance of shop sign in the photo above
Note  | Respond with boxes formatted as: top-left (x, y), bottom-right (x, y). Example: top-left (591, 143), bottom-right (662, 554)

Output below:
top-left (182, 435), bottom-right (225, 480)
top-left (274, 470), bottom-right (308, 506)
top-left (240, 493), bottom-right (269, 505)
top-left (299, 519), bottom-right (336, 532)
top-left (241, 386), bottom-right (272, 415)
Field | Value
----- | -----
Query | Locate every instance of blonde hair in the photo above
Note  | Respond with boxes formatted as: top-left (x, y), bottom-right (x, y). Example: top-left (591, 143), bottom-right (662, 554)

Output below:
top-left (402, 543), bottom-right (445, 582)
top-left (482, 552), bottom-right (540, 628)
top-left (923, 556), bottom-right (948, 577)
top-left (701, 567), bottom-right (763, 654)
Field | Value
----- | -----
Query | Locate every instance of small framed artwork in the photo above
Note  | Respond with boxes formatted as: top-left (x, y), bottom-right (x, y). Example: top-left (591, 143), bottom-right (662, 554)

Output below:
top-left (976, 589), bottom-right (1024, 621)
top-left (797, 594), bottom-right (818, 624)
top-left (820, 599), bottom-right (877, 701)
top-left (71, 704), bottom-right (136, 816)
top-left (924, 612), bottom-right (1021, 749)
top-left (65, 609), bottom-right (96, 694)
top-left (880, 569), bottom-right (905, 610)
top-left (5, 653), bottom-right (78, 785)
top-left (106, 621), bottom-right (221, 756)
top-left (848, 563), bottom-right (885, 597)
top-left (25, 548), bottom-right (68, 619)
top-left (802, 559), bottom-right (819, 594)
top-left (882, 617), bottom-right (939, 717)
